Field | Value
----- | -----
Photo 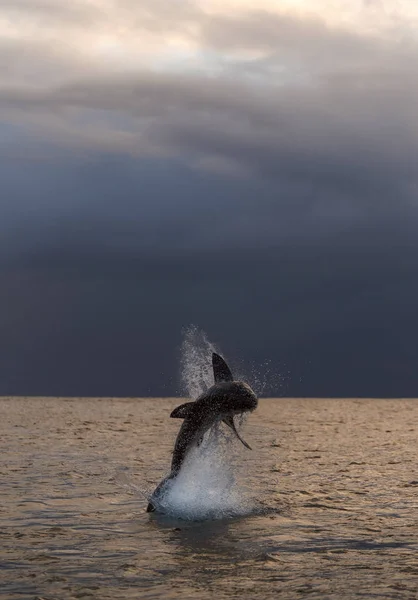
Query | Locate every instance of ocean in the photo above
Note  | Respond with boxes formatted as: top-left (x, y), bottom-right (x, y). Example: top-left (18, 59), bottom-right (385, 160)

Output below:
top-left (1, 396), bottom-right (418, 599)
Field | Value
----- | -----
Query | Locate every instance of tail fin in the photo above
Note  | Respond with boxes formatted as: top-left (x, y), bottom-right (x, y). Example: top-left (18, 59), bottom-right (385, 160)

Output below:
top-left (212, 352), bottom-right (233, 383)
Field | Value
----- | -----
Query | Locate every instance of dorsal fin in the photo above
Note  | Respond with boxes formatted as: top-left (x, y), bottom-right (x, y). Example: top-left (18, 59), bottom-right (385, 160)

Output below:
top-left (170, 402), bottom-right (195, 419)
top-left (212, 352), bottom-right (233, 383)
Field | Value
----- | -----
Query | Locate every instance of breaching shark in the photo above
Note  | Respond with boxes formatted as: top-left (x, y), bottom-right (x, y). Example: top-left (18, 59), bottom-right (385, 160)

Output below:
top-left (147, 352), bottom-right (258, 512)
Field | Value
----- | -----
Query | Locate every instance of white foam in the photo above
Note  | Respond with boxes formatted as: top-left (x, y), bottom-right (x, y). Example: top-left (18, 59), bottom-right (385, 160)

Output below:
top-left (147, 326), bottom-right (257, 520)
top-left (152, 423), bottom-right (254, 520)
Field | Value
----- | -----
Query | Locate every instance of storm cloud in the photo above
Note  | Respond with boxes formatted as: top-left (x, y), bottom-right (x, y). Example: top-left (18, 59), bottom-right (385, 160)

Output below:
top-left (1, 1), bottom-right (418, 396)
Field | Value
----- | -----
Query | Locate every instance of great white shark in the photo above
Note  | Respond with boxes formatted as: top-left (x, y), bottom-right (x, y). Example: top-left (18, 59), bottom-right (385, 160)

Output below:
top-left (147, 352), bottom-right (258, 512)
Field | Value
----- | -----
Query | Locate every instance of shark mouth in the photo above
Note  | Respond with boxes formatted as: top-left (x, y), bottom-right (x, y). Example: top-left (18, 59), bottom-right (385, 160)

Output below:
top-left (222, 415), bottom-right (252, 450)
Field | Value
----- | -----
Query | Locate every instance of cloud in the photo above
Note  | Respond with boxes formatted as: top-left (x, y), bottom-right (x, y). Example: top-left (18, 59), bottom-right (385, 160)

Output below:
top-left (2, 209), bottom-right (418, 397)
top-left (1, 5), bottom-right (417, 198)
top-left (0, 0), bottom-right (101, 25)
top-left (1, 1), bottom-right (418, 396)
top-left (2, 1), bottom-right (417, 248)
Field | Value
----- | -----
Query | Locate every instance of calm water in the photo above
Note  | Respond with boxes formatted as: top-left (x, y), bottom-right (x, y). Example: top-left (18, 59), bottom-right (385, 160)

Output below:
top-left (1, 397), bottom-right (418, 599)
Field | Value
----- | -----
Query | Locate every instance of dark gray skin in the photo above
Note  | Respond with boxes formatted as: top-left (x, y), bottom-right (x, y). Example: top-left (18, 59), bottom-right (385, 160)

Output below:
top-left (147, 353), bottom-right (258, 513)
top-left (170, 380), bottom-right (257, 473)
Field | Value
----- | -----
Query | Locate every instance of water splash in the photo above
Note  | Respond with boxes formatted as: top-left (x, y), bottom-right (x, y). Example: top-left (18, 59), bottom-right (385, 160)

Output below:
top-left (180, 324), bottom-right (285, 398)
top-left (147, 326), bottom-right (261, 520)
top-left (149, 423), bottom-right (254, 520)
top-left (180, 325), bottom-right (219, 398)
top-left (248, 359), bottom-right (288, 397)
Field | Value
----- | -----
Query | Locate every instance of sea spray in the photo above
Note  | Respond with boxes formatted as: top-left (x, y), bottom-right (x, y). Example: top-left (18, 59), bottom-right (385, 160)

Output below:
top-left (180, 325), bottom-right (219, 398)
top-left (114, 328), bottom-right (277, 517)
top-left (149, 422), bottom-right (254, 520)
top-left (180, 325), bottom-right (283, 399)
top-left (144, 326), bottom-right (256, 519)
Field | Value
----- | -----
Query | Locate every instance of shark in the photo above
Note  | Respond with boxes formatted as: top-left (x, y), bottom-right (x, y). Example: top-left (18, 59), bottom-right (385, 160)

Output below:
top-left (147, 352), bottom-right (258, 512)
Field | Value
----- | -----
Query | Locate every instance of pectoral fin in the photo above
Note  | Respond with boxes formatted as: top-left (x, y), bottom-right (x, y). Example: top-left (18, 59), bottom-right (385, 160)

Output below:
top-left (170, 402), bottom-right (195, 418)
top-left (222, 416), bottom-right (252, 450)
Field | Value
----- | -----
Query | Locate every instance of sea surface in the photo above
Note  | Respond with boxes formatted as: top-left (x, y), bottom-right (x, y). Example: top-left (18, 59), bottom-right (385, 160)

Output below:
top-left (1, 396), bottom-right (418, 599)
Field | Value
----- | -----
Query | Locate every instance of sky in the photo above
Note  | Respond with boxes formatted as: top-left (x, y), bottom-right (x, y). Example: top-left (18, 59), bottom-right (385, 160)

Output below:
top-left (2, 0), bottom-right (418, 397)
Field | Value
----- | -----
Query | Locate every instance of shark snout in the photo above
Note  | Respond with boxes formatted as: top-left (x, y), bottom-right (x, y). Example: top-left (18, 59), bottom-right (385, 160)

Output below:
top-left (233, 382), bottom-right (258, 412)
top-left (236, 396), bottom-right (257, 413)
top-left (248, 398), bottom-right (258, 411)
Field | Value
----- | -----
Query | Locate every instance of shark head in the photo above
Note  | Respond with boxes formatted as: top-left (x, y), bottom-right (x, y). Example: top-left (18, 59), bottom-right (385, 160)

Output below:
top-left (170, 353), bottom-right (258, 450)
top-left (210, 352), bottom-right (258, 412)
top-left (207, 380), bottom-right (258, 413)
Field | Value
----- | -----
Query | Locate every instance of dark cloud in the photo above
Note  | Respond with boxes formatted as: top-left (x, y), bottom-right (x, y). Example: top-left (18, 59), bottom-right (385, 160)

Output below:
top-left (2, 215), bottom-right (418, 398)
top-left (1, 152), bottom-right (418, 397)
top-left (2, 20), bottom-right (417, 192)
top-left (1, 4), bottom-right (418, 396)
